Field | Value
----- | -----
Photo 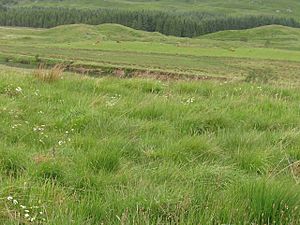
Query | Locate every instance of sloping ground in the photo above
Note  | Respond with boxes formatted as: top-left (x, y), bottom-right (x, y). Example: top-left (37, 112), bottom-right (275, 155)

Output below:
top-left (0, 24), bottom-right (173, 43)
top-left (203, 25), bottom-right (300, 41)
top-left (2, 23), bottom-right (300, 44)
top-left (1, 24), bottom-right (300, 85)
top-left (47, 24), bottom-right (300, 43)
top-left (44, 24), bottom-right (168, 42)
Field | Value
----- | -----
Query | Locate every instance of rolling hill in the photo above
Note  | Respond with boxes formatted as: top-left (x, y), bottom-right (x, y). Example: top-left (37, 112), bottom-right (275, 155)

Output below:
top-left (1, 24), bottom-right (300, 85)
top-left (203, 25), bottom-right (300, 41)
top-left (1, 1), bottom-right (300, 224)
top-left (1, 0), bottom-right (300, 38)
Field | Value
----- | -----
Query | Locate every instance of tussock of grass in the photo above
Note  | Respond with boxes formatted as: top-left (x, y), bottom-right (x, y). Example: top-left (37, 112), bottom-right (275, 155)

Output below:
top-left (0, 147), bottom-right (27, 177)
top-left (0, 67), bottom-right (300, 224)
top-left (33, 64), bottom-right (64, 82)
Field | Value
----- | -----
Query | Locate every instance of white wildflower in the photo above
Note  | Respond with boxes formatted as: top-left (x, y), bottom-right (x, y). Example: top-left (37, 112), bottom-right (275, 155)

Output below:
top-left (34, 90), bottom-right (40, 96)
top-left (7, 196), bottom-right (13, 201)
top-left (13, 199), bottom-right (18, 205)
top-left (15, 87), bottom-right (22, 93)
top-left (24, 213), bottom-right (30, 218)
top-left (184, 97), bottom-right (195, 104)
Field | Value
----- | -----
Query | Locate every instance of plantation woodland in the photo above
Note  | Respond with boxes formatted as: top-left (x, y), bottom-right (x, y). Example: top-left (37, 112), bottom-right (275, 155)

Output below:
top-left (0, 6), bottom-right (300, 37)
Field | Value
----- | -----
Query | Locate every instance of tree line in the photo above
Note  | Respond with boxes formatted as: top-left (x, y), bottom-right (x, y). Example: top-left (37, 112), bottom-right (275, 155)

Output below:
top-left (0, 6), bottom-right (299, 37)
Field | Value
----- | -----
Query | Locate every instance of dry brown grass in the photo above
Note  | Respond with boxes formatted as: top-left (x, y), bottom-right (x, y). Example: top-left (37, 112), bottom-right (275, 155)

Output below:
top-left (33, 64), bottom-right (65, 82)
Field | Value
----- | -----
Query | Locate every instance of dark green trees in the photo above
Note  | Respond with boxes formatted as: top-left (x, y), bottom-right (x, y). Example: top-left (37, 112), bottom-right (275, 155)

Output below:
top-left (0, 6), bottom-right (299, 37)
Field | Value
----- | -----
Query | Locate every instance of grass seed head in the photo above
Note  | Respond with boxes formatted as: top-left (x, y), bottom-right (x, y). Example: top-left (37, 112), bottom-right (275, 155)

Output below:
top-left (33, 64), bottom-right (65, 83)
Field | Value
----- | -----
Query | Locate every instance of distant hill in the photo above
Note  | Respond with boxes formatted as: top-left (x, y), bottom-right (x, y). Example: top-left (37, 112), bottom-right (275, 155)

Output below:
top-left (45, 24), bottom-right (167, 42)
top-left (202, 25), bottom-right (300, 41)
top-left (1, 0), bottom-right (300, 37)
top-left (3, 23), bottom-right (300, 42)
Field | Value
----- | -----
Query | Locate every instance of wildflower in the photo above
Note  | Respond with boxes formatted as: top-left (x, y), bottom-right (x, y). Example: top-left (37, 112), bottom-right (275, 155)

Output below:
top-left (7, 196), bottom-right (13, 201)
top-left (24, 209), bottom-right (30, 213)
top-left (33, 126), bottom-right (44, 132)
top-left (15, 87), bottom-right (22, 92)
top-left (20, 205), bottom-right (26, 209)
top-left (13, 199), bottom-right (18, 205)
top-left (24, 213), bottom-right (30, 218)
top-left (58, 140), bottom-right (64, 146)
top-left (184, 97), bottom-right (195, 104)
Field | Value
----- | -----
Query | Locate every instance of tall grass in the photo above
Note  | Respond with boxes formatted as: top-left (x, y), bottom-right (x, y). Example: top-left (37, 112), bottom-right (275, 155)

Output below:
top-left (0, 67), bottom-right (300, 224)
top-left (33, 64), bottom-right (64, 82)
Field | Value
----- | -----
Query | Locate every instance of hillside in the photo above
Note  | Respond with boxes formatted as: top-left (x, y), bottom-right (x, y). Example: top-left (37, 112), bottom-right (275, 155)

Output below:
top-left (1, 1), bottom-right (300, 38)
top-left (1, 24), bottom-right (300, 85)
top-left (1, 1), bottom-right (300, 224)
top-left (203, 25), bottom-right (300, 41)
top-left (44, 24), bottom-right (168, 42)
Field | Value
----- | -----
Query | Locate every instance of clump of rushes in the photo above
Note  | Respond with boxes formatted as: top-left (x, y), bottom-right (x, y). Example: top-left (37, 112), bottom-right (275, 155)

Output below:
top-left (33, 64), bottom-right (64, 83)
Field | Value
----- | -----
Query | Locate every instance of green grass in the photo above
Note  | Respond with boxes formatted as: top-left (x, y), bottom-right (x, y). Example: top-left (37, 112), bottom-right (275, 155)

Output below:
top-left (1, 24), bottom-right (300, 85)
top-left (1, 6), bottom-right (300, 224)
top-left (14, 0), bottom-right (300, 21)
top-left (0, 64), bottom-right (300, 224)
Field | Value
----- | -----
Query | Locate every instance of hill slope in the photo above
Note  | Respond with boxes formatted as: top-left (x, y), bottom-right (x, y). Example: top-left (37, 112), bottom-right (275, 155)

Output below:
top-left (203, 25), bottom-right (300, 41)
top-left (1, 24), bottom-right (300, 84)
top-left (44, 24), bottom-right (167, 42)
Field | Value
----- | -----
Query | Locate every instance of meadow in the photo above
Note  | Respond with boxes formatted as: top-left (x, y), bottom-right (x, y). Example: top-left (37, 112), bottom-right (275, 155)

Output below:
top-left (0, 64), bottom-right (300, 224)
top-left (0, 9), bottom-right (300, 224)
top-left (1, 24), bottom-right (300, 85)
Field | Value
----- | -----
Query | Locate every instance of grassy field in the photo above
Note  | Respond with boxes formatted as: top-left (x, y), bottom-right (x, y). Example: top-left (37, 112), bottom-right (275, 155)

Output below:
top-left (1, 19), bottom-right (300, 224)
top-left (0, 64), bottom-right (300, 224)
top-left (1, 24), bottom-right (300, 85)
top-left (14, 0), bottom-right (300, 21)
